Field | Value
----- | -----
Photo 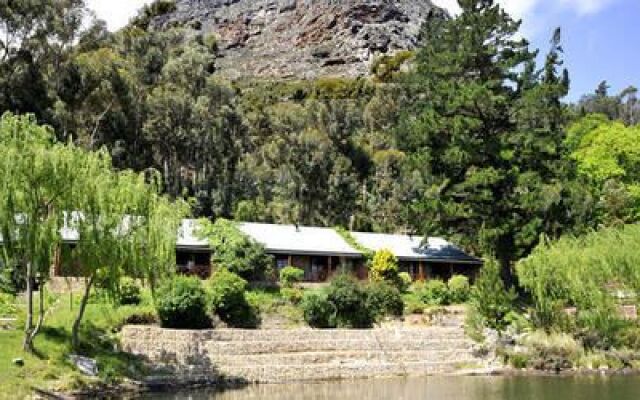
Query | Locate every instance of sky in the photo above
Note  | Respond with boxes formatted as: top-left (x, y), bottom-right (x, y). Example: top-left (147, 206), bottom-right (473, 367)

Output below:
top-left (87, 0), bottom-right (639, 101)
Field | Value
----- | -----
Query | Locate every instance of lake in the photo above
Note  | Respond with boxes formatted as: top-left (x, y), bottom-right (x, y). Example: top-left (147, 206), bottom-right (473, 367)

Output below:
top-left (138, 375), bottom-right (640, 400)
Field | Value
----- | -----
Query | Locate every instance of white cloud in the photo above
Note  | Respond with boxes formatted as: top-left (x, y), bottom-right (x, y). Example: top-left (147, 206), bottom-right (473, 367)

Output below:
top-left (558, 0), bottom-right (618, 15)
top-left (86, 0), bottom-right (152, 31)
top-left (432, 0), bottom-right (616, 19)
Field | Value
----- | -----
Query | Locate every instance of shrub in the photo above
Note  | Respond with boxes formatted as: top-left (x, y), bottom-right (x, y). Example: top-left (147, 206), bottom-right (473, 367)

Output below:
top-left (398, 272), bottom-right (412, 293)
top-left (447, 275), bottom-right (470, 304)
top-left (207, 268), bottom-right (259, 328)
top-left (404, 296), bottom-right (426, 315)
top-left (197, 219), bottom-right (273, 280)
top-left (301, 292), bottom-right (336, 328)
top-left (281, 287), bottom-right (304, 305)
top-left (0, 293), bottom-right (17, 317)
top-left (155, 276), bottom-right (210, 329)
top-left (464, 305), bottom-right (486, 343)
top-left (369, 249), bottom-right (399, 284)
top-left (617, 325), bottom-right (640, 350)
top-left (326, 274), bottom-right (374, 328)
top-left (471, 258), bottom-right (516, 332)
top-left (118, 277), bottom-right (142, 305)
top-left (279, 266), bottom-right (304, 288)
top-left (366, 282), bottom-right (404, 319)
top-left (520, 330), bottom-right (582, 370)
top-left (122, 311), bottom-right (158, 326)
top-left (420, 280), bottom-right (449, 306)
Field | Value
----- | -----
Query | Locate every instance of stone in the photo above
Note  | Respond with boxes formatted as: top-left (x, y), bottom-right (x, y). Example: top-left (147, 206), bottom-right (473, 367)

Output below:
top-left (121, 325), bottom-right (486, 384)
top-left (12, 358), bottom-right (24, 367)
top-left (151, 0), bottom-right (444, 80)
top-left (68, 354), bottom-right (98, 377)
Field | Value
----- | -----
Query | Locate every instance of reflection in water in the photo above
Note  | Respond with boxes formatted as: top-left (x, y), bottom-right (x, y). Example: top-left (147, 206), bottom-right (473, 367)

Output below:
top-left (142, 375), bottom-right (640, 400)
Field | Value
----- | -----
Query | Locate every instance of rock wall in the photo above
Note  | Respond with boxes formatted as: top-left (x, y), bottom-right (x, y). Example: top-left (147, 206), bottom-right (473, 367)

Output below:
top-left (152, 0), bottom-right (443, 79)
top-left (121, 325), bottom-right (485, 383)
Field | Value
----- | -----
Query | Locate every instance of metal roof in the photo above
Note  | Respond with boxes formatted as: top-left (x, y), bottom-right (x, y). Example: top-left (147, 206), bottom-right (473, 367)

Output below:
top-left (238, 222), bottom-right (362, 258)
top-left (351, 231), bottom-right (482, 264)
top-left (3, 216), bottom-right (481, 264)
top-left (177, 219), bottom-right (209, 250)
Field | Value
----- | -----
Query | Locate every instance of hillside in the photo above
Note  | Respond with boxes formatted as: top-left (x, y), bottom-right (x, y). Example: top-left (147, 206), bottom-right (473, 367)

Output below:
top-left (151, 0), bottom-right (442, 79)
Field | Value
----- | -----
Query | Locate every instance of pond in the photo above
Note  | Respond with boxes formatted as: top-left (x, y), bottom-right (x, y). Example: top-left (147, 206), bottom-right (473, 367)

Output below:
top-left (137, 375), bottom-right (640, 400)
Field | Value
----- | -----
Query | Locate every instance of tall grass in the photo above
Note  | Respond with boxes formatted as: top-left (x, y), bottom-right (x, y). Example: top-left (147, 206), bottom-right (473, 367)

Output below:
top-left (517, 224), bottom-right (640, 334)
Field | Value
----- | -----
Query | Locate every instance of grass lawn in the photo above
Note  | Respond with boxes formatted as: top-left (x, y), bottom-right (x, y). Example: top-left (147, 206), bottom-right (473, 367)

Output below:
top-left (0, 289), bottom-right (156, 398)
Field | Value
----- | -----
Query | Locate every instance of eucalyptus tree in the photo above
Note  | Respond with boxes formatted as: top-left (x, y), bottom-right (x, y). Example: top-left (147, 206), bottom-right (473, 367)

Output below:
top-left (0, 0), bottom-right (89, 118)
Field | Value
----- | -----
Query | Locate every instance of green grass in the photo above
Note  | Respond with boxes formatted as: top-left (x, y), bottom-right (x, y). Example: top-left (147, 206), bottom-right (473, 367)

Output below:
top-left (246, 287), bottom-right (307, 327)
top-left (0, 289), bottom-right (156, 397)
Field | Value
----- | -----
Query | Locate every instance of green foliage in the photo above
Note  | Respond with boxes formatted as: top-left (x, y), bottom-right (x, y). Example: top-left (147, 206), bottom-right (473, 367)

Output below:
top-left (447, 275), bottom-right (471, 304)
top-left (207, 268), bottom-right (258, 328)
top-left (117, 278), bottom-right (142, 306)
top-left (155, 276), bottom-right (210, 329)
top-left (0, 113), bottom-right (187, 349)
top-left (301, 292), bottom-right (336, 329)
top-left (464, 306), bottom-right (486, 343)
top-left (365, 281), bottom-right (404, 319)
top-left (371, 50), bottom-right (414, 82)
top-left (420, 280), bottom-right (449, 306)
top-left (401, 2), bottom-right (586, 283)
top-left (398, 272), bottom-right (412, 293)
top-left (472, 258), bottom-right (517, 331)
top-left (325, 274), bottom-right (374, 328)
top-left (279, 266), bottom-right (304, 288)
top-left (519, 330), bottom-right (582, 370)
top-left (197, 219), bottom-right (273, 281)
top-left (280, 287), bottom-right (304, 305)
top-left (369, 249), bottom-right (399, 284)
top-left (567, 114), bottom-right (640, 224)
top-left (517, 225), bottom-right (640, 338)
top-left (576, 81), bottom-right (640, 125)
top-left (0, 293), bottom-right (17, 317)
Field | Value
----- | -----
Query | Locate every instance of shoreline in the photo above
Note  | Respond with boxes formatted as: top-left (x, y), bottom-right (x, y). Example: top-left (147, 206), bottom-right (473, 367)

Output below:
top-left (50, 366), bottom-right (640, 399)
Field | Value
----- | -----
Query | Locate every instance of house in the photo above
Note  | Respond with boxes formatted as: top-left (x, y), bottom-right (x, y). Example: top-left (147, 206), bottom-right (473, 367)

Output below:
top-left (351, 232), bottom-right (483, 282)
top-left (49, 219), bottom-right (482, 283)
top-left (175, 221), bottom-right (482, 283)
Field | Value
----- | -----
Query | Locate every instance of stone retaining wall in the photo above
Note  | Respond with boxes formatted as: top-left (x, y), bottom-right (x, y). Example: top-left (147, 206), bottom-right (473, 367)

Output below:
top-left (121, 326), bottom-right (485, 384)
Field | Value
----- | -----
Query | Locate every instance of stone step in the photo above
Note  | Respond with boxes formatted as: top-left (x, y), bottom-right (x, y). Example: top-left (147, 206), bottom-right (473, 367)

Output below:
top-left (206, 338), bottom-right (474, 355)
top-left (209, 349), bottom-right (477, 366)
top-left (204, 328), bottom-right (468, 342)
top-left (217, 360), bottom-right (476, 383)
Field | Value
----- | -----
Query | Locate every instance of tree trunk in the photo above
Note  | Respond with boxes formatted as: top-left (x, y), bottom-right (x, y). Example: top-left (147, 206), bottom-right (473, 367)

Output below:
top-left (29, 282), bottom-right (46, 344)
top-left (71, 275), bottom-right (95, 351)
top-left (23, 262), bottom-right (34, 352)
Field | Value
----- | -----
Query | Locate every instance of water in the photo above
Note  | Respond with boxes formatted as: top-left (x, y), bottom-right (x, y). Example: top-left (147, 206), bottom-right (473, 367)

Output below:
top-left (139, 375), bottom-right (640, 400)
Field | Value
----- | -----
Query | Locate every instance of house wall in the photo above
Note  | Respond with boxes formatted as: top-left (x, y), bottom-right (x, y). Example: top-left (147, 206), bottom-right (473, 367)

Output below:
top-left (176, 250), bottom-right (212, 279)
top-left (428, 262), bottom-right (480, 282)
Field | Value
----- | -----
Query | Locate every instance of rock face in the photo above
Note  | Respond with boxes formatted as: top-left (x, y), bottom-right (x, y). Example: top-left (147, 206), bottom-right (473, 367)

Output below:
top-left (153, 0), bottom-right (441, 79)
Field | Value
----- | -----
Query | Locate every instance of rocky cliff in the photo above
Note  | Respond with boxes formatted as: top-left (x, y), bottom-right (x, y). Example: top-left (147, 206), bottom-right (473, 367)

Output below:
top-left (152, 0), bottom-right (441, 79)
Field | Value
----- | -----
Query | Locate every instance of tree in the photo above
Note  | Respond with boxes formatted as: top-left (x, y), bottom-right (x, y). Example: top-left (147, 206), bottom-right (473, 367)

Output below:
top-left (0, 113), bottom-right (187, 351)
top-left (196, 219), bottom-right (273, 280)
top-left (369, 249), bottom-right (399, 284)
top-left (577, 82), bottom-right (640, 125)
top-left (566, 114), bottom-right (640, 225)
top-left (400, 1), bottom-right (583, 283)
top-left (0, 0), bottom-right (89, 119)
top-left (68, 163), bottom-right (187, 349)
top-left (0, 113), bottom-right (78, 350)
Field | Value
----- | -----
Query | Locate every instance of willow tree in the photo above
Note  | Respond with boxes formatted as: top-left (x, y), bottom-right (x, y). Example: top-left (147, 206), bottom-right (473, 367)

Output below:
top-left (0, 113), bottom-right (79, 351)
top-left (0, 113), bottom-right (188, 351)
top-left (68, 155), bottom-right (188, 350)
